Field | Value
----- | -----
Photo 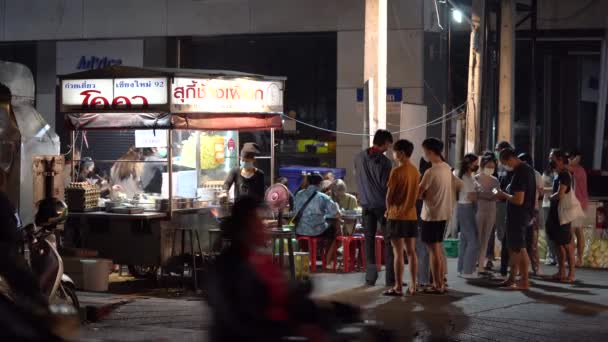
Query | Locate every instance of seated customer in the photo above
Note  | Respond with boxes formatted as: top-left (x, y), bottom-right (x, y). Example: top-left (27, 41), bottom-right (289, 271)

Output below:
top-left (332, 179), bottom-right (358, 210)
top-left (294, 173), bottom-right (340, 269)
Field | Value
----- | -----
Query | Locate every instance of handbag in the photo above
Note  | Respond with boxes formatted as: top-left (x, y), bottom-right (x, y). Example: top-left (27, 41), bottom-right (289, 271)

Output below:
top-left (558, 187), bottom-right (585, 225)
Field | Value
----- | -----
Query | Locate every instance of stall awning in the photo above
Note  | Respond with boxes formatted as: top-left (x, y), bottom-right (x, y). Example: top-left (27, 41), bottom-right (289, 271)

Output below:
top-left (172, 113), bottom-right (282, 131)
top-left (58, 66), bottom-right (286, 131)
top-left (65, 112), bottom-right (171, 130)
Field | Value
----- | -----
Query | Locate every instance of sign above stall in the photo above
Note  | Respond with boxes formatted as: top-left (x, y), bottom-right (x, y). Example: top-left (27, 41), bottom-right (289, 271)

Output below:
top-left (61, 77), bottom-right (169, 111)
top-left (170, 77), bottom-right (283, 114)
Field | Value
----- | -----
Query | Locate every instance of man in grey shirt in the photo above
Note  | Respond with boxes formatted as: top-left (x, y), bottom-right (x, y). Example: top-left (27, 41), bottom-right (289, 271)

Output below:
top-left (354, 129), bottom-right (394, 286)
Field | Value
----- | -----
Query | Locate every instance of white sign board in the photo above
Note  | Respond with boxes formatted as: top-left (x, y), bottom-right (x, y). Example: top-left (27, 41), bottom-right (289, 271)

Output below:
top-left (61, 78), bottom-right (168, 109)
top-left (170, 78), bottom-right (283, 114)
top-left (135, 130), bottom-right (168, 148)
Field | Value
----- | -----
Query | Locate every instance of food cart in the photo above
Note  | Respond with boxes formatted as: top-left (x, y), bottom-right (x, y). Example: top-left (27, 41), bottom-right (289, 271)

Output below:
top-left (59, 66), bottom-right (284, 276)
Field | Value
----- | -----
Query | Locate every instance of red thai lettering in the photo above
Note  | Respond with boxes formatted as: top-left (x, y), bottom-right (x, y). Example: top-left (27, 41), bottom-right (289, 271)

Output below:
top-left (229, 87), bottom-right (240, 100)
top-left (131, 95), bottom-right (149, 108)
top-left (216, 88), bottom-right (225, 99)
top-left (91, 96), bottom-right (110, 108)
top-left (174, 86), bottom-right (185, 103)
top-left (255, 89), bottom-right (264, 100)
top-left (112, 96), bottom-right (131, 108)
top-left (197, 84), bottom-right (206, 98)
top-left (80, 90), bottom-right (102, 107)
top-left (186, 81), bottom-right (198, 99)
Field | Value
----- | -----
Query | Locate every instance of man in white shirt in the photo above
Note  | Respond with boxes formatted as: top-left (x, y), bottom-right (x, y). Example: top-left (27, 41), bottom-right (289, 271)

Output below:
top-left (418, 138), bottom-right (458, 294)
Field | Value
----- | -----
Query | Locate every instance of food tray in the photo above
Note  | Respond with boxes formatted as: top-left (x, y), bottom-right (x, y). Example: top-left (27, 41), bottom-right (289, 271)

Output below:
top-left (111, 207), bottom-right (145, 215)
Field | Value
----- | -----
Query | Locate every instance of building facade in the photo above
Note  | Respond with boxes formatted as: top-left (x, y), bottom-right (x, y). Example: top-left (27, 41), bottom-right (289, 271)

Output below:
top-left (0, 0), bottom-right (607, 188)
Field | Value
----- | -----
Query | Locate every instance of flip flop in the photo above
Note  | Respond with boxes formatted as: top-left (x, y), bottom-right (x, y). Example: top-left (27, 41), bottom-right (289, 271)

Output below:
top-left (561, 277), bottom-right (576, 284)
top-left (405, 287), bottom-right (416, 297)
top-left (382, 288), bottom-right (403, 297)
top-left (423, 287), bottom-right (446, 295)
top-left (505, 283), bottom-right (530, 291)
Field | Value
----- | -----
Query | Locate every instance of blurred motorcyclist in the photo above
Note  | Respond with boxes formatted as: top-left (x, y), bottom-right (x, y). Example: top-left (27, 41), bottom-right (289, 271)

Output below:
top-left (207, 196), bottom-right (327, 341)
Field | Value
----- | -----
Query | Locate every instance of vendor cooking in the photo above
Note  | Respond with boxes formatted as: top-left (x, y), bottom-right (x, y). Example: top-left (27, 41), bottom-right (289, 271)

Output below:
top-left (223, 143), bottom-right (266, 202)
top-left (77, 157), bottom-right (110, 196)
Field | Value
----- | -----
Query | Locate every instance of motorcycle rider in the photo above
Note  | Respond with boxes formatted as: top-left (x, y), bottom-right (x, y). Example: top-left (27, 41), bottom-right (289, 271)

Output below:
top-left (207, 196), bottom-right (328, 341)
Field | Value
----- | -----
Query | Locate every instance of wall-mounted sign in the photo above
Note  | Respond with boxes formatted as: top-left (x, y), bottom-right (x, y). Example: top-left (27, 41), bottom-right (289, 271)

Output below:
top-left (135, 130), bottom-right (167, 148)
top-left (171, 78), bottom-right (283, 114)
top-left (61, 78), bottom-right (168, 110)
top-left (77, 56), bottom-right (122, 70)
top-left (57, 40), bottom-right (143, 75)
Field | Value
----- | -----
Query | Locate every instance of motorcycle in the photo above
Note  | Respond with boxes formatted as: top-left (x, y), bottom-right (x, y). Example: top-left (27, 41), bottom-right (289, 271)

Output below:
top-left (21, 222), bottom-right (79, 310)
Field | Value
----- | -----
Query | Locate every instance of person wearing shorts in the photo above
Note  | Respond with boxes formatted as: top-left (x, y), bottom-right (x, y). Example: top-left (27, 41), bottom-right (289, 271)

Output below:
top-left (546, 149), bottom-right (576, 282)
top-left (383, 139), bottom-right (420, 297)
top-left (495, 148), bottom-right (536, 290)
top-left (418, 138), bottom-right (458, 294)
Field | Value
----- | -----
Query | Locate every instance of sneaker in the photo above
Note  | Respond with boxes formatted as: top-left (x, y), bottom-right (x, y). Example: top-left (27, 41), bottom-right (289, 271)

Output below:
top-left (485, 260), bottom-right (494, 270)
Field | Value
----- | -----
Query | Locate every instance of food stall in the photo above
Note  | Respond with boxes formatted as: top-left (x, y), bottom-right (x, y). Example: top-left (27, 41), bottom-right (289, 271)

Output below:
top-left (59, 66), bottom-right (284, 276)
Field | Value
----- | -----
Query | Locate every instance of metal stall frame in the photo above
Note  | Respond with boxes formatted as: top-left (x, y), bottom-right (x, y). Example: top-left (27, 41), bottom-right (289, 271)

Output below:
top-left (60, 66), bottom-right (285, 218)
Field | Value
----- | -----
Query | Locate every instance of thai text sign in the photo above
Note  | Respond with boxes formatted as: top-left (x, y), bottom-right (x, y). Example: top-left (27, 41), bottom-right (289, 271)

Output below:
top-left (61, 78), bottom-right (168, 110)
top-left (170, 77), bottom-right (283, 114)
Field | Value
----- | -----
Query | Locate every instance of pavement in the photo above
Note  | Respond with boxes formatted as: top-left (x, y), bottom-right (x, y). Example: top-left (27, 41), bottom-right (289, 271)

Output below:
top-left (78, 260), bottom-right (608, 341)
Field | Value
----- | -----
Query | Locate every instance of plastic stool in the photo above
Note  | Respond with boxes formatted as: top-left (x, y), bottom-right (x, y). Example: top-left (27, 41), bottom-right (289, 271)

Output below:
top-left (169, 226), bottom-right (204, 292)
top-left (334, 235), bottom-right (366, 272)
top-left (296, 236), bottom-right (326, 272)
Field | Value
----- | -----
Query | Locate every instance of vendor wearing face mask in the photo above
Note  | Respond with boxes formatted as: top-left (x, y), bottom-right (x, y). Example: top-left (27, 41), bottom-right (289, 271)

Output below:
top-left (223, 143), bottom-right (266, 202)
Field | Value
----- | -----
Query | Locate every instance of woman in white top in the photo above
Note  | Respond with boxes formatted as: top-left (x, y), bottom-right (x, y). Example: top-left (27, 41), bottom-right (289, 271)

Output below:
top-left (474, 152), bottom-right (499, 274)
top-left (110, 148), bottom-right (143, 200)
top-left (456, 153), bottom-right (480, 278)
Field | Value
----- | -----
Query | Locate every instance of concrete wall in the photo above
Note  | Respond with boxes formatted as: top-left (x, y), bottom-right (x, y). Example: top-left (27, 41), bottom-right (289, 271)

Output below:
top-left (0, 0), bottom-right (429, 191)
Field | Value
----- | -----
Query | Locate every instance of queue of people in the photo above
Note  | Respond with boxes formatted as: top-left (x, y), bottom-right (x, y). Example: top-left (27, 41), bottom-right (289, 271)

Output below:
top-left (350, 129), bottom-right (590, 296)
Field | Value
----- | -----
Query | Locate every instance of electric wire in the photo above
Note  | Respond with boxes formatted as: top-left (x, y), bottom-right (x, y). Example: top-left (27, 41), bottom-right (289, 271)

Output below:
top-left (281, 101), bottom-right (466, 137)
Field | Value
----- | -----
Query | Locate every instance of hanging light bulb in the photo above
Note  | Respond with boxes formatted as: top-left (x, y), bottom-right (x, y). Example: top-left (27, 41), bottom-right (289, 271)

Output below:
top-left (452, 8), bottom-right (463, 23)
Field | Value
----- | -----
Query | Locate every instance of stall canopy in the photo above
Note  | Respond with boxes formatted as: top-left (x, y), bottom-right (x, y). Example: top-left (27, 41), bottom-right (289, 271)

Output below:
top-left (59, 66), bottom-right (285, 131)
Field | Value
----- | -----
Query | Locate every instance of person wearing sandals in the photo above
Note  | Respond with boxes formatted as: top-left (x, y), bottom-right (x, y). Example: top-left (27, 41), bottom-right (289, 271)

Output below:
top-left (546, 149), bottom-right (576, 283)
top-left (418, 138), bottom-right (457, 294)
top-left (494, 148), bottom-right (536, 290)
top-left (383, 139), bottom-right (420, 297)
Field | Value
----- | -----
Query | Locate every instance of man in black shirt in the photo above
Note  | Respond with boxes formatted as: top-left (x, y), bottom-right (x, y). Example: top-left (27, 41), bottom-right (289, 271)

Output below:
top-left (496, 149), bottom-right (536, 290)
top-left (495, 141), bottom-right (514, 275)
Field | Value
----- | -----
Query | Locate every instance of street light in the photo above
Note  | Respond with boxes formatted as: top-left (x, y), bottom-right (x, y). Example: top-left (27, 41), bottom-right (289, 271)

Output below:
top-left (452, 8), bottom-right (463, 23)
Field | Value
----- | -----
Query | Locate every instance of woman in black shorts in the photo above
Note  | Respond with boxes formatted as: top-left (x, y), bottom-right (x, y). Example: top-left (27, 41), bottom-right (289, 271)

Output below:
top-left (546, 149), bottom-right (575, 283)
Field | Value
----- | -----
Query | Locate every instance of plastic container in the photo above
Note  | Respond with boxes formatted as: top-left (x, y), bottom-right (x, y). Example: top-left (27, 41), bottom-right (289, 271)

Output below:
top-left (278, 166), bottom-right (347, 193)
top-left (443, 238), bottom-right (459, 258)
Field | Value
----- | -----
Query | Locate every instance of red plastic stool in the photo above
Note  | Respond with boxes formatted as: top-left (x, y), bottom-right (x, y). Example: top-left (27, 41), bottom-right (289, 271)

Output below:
top-left (296, 236), bottom-right (326, 272)
top-left (375, 235), bottom-right (385, 271)
top-left (333, 235), bottom-right (366, 272)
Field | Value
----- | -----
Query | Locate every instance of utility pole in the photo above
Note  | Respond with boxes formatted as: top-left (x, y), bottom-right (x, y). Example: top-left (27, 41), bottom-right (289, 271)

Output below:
top-left (363, 0), bottom-right (387, 147)
top-left (498, 0), bottom-right (515, 144)
top-left (464, 0), bottom-right (485, 154)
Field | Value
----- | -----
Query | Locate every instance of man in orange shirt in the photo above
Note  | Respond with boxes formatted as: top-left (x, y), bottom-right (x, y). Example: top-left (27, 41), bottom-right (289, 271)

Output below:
top-left (383, 139), bottom-right (420, 297)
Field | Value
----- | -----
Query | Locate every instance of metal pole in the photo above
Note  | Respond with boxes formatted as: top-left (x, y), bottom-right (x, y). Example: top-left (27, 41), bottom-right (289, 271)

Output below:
top-left (167, 129), bottom-right (173, 218)
top-left (195, 131), bottom-right (201, 190)
top-left (71, 131), bottom-right (76, 183)
top-left (270, 128), bottom-right (275, 184)
top-left (529, 0), bottom-right (537, 163)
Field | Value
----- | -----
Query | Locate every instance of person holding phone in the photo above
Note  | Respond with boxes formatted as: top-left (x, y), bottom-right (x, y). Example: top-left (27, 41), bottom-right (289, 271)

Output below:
top-left (474, 152), bottom-right (500, 275)
top-left (494, 148), bottom-right (536, 290)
